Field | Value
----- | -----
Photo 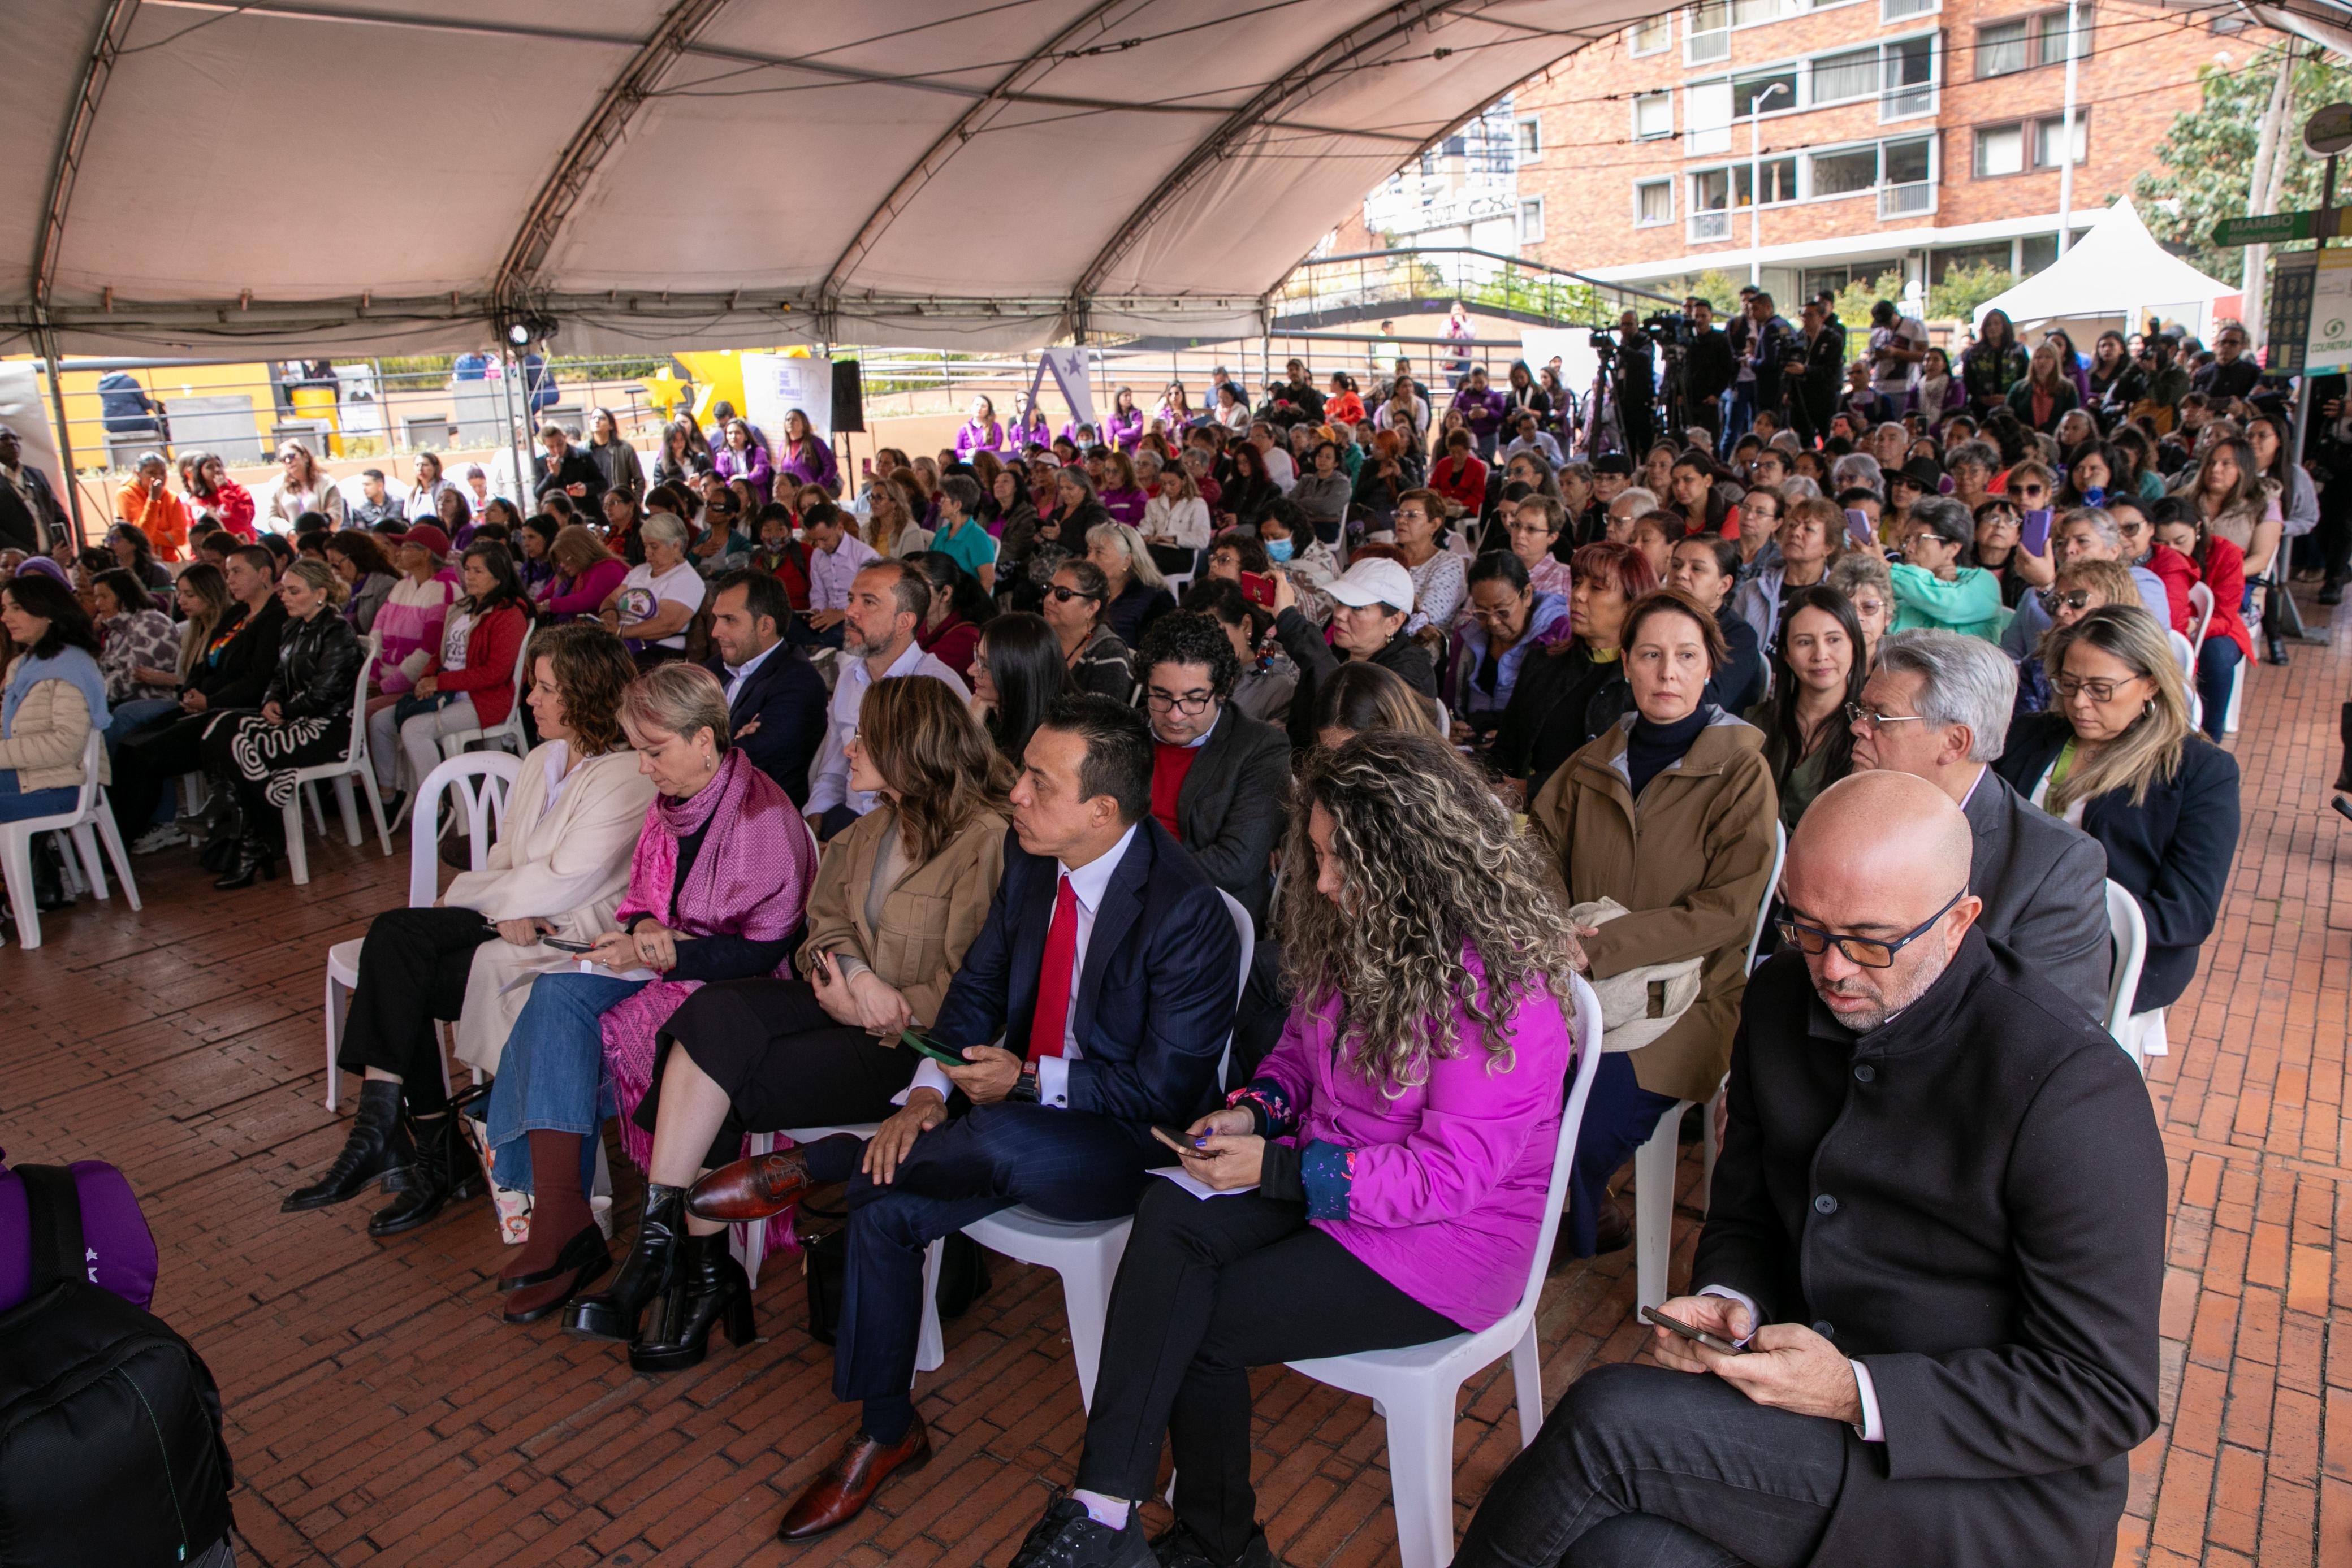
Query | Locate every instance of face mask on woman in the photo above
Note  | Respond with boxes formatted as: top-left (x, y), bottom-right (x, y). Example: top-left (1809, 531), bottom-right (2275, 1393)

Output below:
top-left (1265, 537), bottom-right (1295, 563)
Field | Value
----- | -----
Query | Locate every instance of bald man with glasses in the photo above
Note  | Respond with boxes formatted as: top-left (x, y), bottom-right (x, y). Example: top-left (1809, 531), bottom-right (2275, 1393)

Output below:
top-left (1458, 769), bottom-right (2164, 1568)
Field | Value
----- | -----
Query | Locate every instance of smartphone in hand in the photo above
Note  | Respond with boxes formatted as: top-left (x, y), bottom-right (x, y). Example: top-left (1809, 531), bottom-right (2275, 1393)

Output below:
top-left (1151, 1125), bottom-right (1213, 1156)
top-left (541, 936), bottom-right (595, 953)
top-left (1844, 509), bottom-right (1874, 547)
top-left (1240, 570), bottom-right (1277, 608)
top-left (1640, 1304), bottom-right (1747, 1355)
top-left (2021, 508), bottom-right (2053, 556)
top-left (898, 1028), bottom-right (968, 1067)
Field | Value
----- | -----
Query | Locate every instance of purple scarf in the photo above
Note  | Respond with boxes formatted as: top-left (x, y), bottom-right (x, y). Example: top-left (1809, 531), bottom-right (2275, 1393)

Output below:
top-left (603, 749), bottom-right (815, 1174)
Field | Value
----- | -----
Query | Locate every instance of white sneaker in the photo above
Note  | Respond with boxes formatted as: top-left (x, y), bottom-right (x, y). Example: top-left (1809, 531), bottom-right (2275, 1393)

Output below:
top-left (130, 825), bottom-right (187, 855)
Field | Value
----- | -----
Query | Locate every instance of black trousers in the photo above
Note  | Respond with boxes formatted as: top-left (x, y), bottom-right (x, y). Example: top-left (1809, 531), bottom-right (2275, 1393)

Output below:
top-left (336, 906), bottom-right (496, 1114)
top-left (1074, 1183), bottom-right (1460, 1561)
top-left (1454, 1362), bottom-right (1843, 1568)
top-left (631, 976), bottom-right (919, 1164)
top-left (111, 708), bottom-right (215, 843)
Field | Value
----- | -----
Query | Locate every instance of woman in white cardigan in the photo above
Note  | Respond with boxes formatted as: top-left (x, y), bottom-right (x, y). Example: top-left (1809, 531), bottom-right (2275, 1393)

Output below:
top-left (282, 624), bottom-right (655, 1238)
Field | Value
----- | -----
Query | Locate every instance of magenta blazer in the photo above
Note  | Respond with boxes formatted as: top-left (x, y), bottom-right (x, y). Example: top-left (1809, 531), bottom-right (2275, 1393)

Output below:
top-left (1233, 954), bottom-right (1573, 1330)
top-left (714, 443), bottom-right (772, 491)
top-left (539, 556), bottom-right (628, 621)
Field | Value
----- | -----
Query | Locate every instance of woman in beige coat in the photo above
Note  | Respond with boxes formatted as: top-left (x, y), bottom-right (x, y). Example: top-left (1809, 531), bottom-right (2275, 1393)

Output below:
top-left (0, 575), bottom-right (111, 925)
top-left (283, 624), bottom-right (654, 1238)
top-left (626, 674), bottom-right (1011, 1218)
top-left (1530, 588), bottom-right (1779, 1258)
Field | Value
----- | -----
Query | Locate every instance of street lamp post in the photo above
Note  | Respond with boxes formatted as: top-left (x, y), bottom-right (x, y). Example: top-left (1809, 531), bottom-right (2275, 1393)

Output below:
top-left (1749, 81), bottom-right (1793, 287)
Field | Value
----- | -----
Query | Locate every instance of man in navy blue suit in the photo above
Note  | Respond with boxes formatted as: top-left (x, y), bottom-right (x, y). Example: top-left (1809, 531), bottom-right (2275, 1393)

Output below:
top-left (688, 695), bottom-right (1242, 1541)
top-left (704, 569), bottom-right (828, 806)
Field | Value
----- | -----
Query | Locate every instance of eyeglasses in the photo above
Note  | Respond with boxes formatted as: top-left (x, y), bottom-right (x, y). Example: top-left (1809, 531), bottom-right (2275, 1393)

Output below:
top-left (2052, 674), bottom-right (2141, 703)
top-left (2056, 589), bottom-right (2094, 610)
top-left (1145, 688), bottom-right (1215, 714)
top-left (1775, 886), bottom-right (1967, 969)
top-left (1849, 597), bottom-right (1888, 619)
top-left (1844, 700), bottom-right (1922, 730)
top-left (1048, 585), bottom-right (1101, 604)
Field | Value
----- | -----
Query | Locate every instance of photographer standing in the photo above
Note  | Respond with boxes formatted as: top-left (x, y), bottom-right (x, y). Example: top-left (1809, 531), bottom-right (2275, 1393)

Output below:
top-left (1614, 311), bottom-right (1658, 460)
top-left (1789, 298), bottom-right (1845, 447)
top-left (1683, 299), bottom-right (1736, 455)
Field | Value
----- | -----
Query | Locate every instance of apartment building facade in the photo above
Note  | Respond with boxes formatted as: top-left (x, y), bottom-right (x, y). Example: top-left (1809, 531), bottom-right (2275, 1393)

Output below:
top-left (1507, 0), bottom-right (2273, 305)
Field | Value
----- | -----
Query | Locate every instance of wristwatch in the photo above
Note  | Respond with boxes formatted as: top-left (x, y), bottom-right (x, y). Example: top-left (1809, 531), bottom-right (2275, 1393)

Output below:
top-left (1008, 1069), bottom-right (1040, 1104)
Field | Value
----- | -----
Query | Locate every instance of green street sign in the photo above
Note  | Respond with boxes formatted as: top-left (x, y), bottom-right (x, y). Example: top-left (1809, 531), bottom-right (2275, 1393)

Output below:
top-left (2213, 209), bottom-right (2351, 246)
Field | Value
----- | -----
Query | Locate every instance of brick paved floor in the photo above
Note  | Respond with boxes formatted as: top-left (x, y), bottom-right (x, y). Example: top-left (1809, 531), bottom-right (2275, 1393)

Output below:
top-left (2, 594), bottom-right (2344, 1567)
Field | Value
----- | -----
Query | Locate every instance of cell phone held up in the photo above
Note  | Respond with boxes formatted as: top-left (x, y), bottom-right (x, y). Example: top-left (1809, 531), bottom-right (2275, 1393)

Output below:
top-left (1843, 508), bottom-right (1875, 547)
top-left (2020, 508), bottom-right (2053, 557)
top-left (1240, 570), bottom-right (1277, 609)
top-left (898, 1028), bottom-right (968, 1068)
top-left (1640, 1303), bottom-right (1748, 1355)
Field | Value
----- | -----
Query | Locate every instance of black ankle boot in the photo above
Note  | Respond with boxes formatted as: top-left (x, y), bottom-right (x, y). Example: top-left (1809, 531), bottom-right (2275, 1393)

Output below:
top-left (565, 1184), bottom-right (685, 1342)
top-left (213, 835), bottom-right (279, 890)
top-left (368, 1114), bottom-right (480, 1237)
top-left (629, 1231), bottom-right (755, 1372)
top-left (284, 1080), bottom-right (416, 1212)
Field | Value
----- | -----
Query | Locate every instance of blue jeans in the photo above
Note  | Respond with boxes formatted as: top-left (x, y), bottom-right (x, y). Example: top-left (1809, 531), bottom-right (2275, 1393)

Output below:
top-left (486, 972), bottom-right (647, 1192)
top-left (2195, 635), bottom-right (2242, 742)
top-left (0, 770), bottom-right (79, 823)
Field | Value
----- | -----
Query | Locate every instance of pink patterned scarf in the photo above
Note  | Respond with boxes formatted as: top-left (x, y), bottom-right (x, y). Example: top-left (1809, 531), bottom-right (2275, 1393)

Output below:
top-left (601, 747), bottom-right (813, 1176)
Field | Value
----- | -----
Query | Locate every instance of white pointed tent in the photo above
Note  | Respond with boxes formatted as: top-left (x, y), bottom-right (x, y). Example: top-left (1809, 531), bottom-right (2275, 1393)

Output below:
top-left (1, 1), bottom-right (1654, 359)
top-left (1970, 196), bottom-right (2237, 342)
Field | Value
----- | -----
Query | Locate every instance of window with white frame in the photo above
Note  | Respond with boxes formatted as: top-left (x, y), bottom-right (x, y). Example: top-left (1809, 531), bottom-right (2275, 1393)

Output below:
top-left (1883, 0), bottom-right (1937, 19)
top-left (1633, 91), bottom-right (1675, 140)
top-left (1811, 46), bottom-right (1880, 103)
top-left (1636, 179), bottom-right (1675, 225)
top-left (1882, 35), bottom-right (1936, 115)
top-left (1974, 123), bottom-right (2025, 176)
top-left (1691, 157), bottom-right (1800, 211)
top-left (1973, 113), bottom-right (2087, 175)
top-left (1517, 116), bottom-right (1543, 161)
top-left (1978, 7), bottom-right (2089, 77)
top-left (1687, 0), bottom-right (1731, 62)
top-left (1732, 69), bottom-right (1800, 116)
top-left (1520, 197), bottom-right (1546, 244)
top-left (1629, 11), bottom-right (1673, 54)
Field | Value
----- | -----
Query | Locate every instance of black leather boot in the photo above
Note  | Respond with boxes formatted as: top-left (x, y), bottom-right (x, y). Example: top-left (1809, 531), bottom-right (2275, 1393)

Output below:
top-left (2337, 703), bottom-right (2352, 793)
top-left (284, 1079), bottom-right (416, 1211)
top-left (629, 1231), bottom-right (755, 1372)
top-left (368, 1112), bottom-right (483, 1237)
top-left (212, 833), bottom-right (279, 890)
top-left (565, 1184), bottom-right (685, 1342)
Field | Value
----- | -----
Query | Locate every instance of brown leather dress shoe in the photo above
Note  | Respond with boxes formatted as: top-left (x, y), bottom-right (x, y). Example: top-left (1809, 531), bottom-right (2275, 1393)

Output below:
top-left (776, 1420), bottom-right (932, 1541)
top-left (688, 1146), bottom-right (814, 1224)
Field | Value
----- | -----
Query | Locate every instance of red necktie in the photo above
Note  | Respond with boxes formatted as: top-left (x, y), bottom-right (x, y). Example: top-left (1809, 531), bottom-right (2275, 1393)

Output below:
top-left (1027, 874), bottom-right (1078, 1067)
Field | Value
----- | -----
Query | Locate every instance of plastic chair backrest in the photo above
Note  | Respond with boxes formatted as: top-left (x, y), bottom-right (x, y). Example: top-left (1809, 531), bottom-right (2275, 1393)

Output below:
top-left (71, 729), bottom-right (103, 818)
top-left (1746, 821), bottom-right (1786, 974)
top-left (408, 752), bottom-right (521, 908)
top-left (2103, 879), bottom-right (2148, 1046)
top-left (344, 632), bottom-right (379, 764)
top-left (1508, 974), bottom-right (1607, 1322)
top-left (508, 625), bottom-right (534, 714)
top-left (1216, 889), bottom-right (1254, 1085)
top-left (2166, 629), bottom-right (2196, 687)
top-left (2185, 582), bottom-right (2214, 657)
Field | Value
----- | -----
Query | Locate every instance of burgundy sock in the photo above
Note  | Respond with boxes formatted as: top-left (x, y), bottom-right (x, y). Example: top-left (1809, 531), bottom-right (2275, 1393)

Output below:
top-left (501, 1131), bottom-right (590, 1286)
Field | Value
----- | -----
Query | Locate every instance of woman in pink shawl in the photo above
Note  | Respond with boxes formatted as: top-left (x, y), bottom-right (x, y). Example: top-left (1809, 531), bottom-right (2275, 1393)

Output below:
top-left (482, 663), bottom-right (812, 1344)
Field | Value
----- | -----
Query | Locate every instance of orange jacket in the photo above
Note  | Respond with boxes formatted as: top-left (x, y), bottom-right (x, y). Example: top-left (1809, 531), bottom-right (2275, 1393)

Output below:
top-left (116, 480), bottom-right (188, 562)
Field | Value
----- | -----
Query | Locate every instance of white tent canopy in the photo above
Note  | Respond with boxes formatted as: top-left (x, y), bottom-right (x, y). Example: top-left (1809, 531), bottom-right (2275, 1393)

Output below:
top-left (2, 1), bottom-right (1649, 358)
top-left (1970, 195), bottom-right (2237, 342)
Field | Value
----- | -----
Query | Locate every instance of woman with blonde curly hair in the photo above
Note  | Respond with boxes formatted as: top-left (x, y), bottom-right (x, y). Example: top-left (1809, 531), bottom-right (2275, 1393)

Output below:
top-left (1005, 729), bottom-right (1583, 1568)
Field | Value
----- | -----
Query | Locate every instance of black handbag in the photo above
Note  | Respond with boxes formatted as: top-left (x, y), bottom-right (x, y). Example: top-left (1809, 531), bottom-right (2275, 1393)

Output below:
top-left (801, 1199), bottom-right (991, 1347)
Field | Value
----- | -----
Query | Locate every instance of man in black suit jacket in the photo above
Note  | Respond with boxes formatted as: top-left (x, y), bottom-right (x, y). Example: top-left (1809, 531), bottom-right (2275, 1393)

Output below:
top-left (688, 696), bottom-right (1240, 1541)
top-left (1137, 613), bottom-right (1292, 929)
top-left (1459, 772), bottom-right (2164, 1568)
top-left (1853, 630), bottom-right (2111, 1011)
top-left (529, 424), bottom-right (606, 512)
top-left (0, 426), bottom-right (70, 555)
top-left (703, 569), bottom-right (826, 806)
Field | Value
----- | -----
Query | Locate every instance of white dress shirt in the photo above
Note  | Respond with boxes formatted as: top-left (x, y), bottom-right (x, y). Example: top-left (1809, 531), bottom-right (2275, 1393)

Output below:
top-left (805, 638), bottom-right (971, 816)
top-left (899, 822), bottom-right (1140, 1111)
top-left (721, 638), bottom-right (778, 708)
top-left (809, 532), bottom-right (881, 612)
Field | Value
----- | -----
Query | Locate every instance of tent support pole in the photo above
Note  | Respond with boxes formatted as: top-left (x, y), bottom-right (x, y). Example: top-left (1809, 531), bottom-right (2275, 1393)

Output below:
top-left (33, 314), bottom-right (87, 549)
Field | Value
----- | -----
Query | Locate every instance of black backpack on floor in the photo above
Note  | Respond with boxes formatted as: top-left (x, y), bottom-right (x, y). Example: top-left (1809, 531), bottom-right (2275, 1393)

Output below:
top-left (0, 1166), bottom-right (234, 1567)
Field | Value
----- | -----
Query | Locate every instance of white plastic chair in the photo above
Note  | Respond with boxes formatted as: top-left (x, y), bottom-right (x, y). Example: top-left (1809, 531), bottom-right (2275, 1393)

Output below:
top-left (1694, 820), bottom-right (1787, 1216)
top-left (283, 634), bottom-right (395, 886)
top-left (321, 752), bottom-right (518, 1111)
top-left (2223, 657), bottom-right (2246, 734)
top-left (2185, 582), bottom-right (2215, 659)
top-left (1285, 972), bottom-right (1606, 1568)
top-left (2104, 880), bottom-right (2151, 1073)
top-left (436, 626), bottom-right (535, 761)
top-left (2167, 629), bottom-right (2202, 731)
top-left (0, 731), bottom-right (140, 952)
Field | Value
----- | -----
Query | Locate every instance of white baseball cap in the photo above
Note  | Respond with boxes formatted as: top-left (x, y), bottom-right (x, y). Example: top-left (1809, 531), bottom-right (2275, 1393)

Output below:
top-left (1322, 556), bottom-right (1416, 614)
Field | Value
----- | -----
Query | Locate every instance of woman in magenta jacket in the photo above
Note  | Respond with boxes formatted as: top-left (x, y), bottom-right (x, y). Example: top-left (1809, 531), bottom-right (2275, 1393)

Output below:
top-left (1010, 729), bottom-right (1583, 1568)
top-left (712, 418), bottom-right (772, 491)
top-left (538, 524), bottom-right (630, 625)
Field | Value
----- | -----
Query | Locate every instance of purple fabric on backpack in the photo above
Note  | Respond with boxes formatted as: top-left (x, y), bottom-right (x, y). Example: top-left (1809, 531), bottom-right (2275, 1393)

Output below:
top-left (0, 1147), bottom-right (159, 1312)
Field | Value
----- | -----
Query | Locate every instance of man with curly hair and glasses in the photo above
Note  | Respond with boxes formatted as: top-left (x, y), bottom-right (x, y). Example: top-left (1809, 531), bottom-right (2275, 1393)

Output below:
top-left (1458, 769), bottom-right (2164, 1568)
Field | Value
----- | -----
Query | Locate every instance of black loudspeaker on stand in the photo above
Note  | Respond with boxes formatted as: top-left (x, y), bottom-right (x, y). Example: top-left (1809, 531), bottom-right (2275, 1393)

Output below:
top-left (831, 359), bottom-right (866, 434)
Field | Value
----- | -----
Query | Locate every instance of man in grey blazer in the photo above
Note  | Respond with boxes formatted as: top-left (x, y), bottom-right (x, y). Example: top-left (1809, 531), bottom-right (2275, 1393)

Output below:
top-left (1136, 613), bottom-right (1294, 930)
top-left (1847, 629), bottom-right (2111, 1012)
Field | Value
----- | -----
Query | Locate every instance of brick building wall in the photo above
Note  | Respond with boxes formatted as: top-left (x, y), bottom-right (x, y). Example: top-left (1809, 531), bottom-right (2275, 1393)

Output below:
top-left (1507, 0), bottom-right (2277, 294)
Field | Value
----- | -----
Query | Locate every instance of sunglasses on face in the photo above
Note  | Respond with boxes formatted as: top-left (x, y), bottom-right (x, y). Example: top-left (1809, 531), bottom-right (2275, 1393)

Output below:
top-left (2014, 484), bottom-right (2047, 499)
top-left (1048, 585), bottom-right (1101, 604)
top-left (2055, 589), bottom-right (2095, 610)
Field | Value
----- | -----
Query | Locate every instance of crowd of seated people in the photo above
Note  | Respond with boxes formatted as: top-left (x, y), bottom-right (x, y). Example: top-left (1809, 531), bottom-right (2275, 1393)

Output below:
top-left (0, 313), bottom-right (2289, 1567)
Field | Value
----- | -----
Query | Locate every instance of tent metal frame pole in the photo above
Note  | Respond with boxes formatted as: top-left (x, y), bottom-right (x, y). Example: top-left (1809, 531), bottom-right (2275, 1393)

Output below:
top-left (33, 315), bottom-right (87, 548)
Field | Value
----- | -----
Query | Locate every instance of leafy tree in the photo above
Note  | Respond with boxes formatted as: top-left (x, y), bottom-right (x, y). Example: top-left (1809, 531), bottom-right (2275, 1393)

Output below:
top-left (1832, 271), bottom-right (1906, 328)
top-left (2135, 44), bottom-right (2352, 285)
top-left (1927, 262), bottom-right (2016, 322)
